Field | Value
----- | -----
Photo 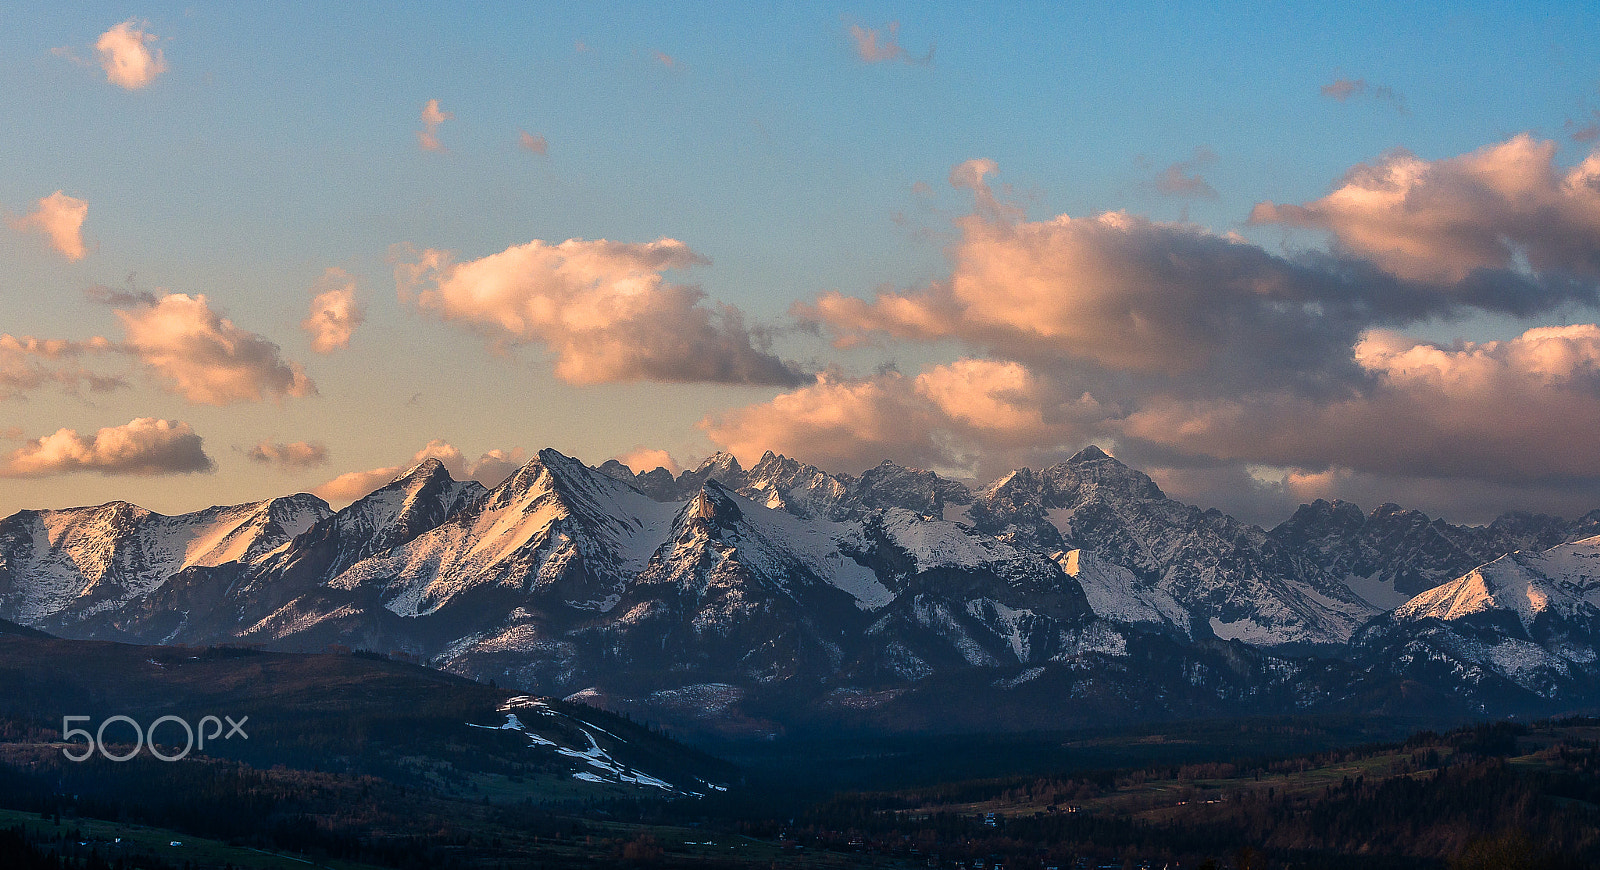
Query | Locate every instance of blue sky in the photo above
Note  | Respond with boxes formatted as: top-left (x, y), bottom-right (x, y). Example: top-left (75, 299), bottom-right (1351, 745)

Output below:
top-left (4, 2), bottom-right (1600, 524)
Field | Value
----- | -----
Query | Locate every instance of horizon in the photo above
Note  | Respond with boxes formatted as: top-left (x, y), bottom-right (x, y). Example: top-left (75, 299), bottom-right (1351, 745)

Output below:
top-left (7, 3), bottom-right (1600, 527)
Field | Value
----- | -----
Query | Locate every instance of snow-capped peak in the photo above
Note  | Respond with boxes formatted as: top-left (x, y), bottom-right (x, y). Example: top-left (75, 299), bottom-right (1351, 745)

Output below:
top-left (1394, 535), bottom-right (1600, 632)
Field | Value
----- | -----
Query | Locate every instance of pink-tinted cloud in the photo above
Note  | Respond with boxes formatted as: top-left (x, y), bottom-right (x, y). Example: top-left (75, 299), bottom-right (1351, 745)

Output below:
top-left (464, 447), bottom-right (527, 487)
top-left (398, 237), bottom-right (804, 385)
top-left (804, 153), bottom-right (1600, 400)
top-left (518, 130), bottom-right (548, 155)
top-left (0, 418), bottom-right (212, 478)
top-left (1118, 324), bottom-right (1600, 483)
top-left (247, 440), bottom-right (329, 470)
top-left (312, 440), bottom-right (526, 506)
top-left (301, 268), bottom-right (364, 353)
top-left (848, 21), bottom-right (931, 65)
top-left (418, 99), bottom-right (452, 152)
top-left (652, 51), bottom-right (678, 69)
top-left (614, 447), bottom-right (682, 476)
top-left (116, 293), bottom-right (316, 404)
top-left (1251, 134), bottom-right (1600, 284)
top-left (9, 191), bottom-right (88, 260)
top-left (93, 20), bottom-right (167, 89)
top-left (0, 334), bottom-right (123, 400)
top-left (702, 358), bottom-right (1097, 478)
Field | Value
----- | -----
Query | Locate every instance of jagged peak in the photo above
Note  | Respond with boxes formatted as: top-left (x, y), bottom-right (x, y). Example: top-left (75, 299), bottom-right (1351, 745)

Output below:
top-left (381, 457), bottom-right (467, 500)
top-left (694, 451), bottom-right (744, 476)
top-left (985, 466), bottom-right (1040, 495)
top-left (595, 458), bottom-right (637, 482)
top-left (1067, 444), bottom-right (1115, 464)
top-left (681, 479), bottom-right (744, 527)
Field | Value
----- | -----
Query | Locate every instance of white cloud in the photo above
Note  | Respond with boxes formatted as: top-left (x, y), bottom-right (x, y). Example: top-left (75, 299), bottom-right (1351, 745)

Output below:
top-left (0, 418), bottom-right (212, 478)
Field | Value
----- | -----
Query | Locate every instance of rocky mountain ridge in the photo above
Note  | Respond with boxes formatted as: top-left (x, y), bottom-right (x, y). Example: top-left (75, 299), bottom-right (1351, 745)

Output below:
top-left (4, 445), bottom-right (1598, 734)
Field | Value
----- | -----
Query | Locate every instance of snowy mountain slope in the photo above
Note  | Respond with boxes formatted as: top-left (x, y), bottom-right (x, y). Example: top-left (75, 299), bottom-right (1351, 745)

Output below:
top-left (472, 695), bottom-right (727, 794)
top-left (740, 451), bottom-right (856, 521)
top-left (1271, 499), bottom-right (1595, 601)
top-left (1054, 548), bottom-right (1196, 638)
top-left (1393, 536), bottom-right (1600, 633)
top-left (604, 450), bottom-right (973, 524)
top-left (0, 494), bottom-right (328, 626)
top-left (256, 458), bottom-right (486, 587)
top-left (968, 446), bottom-right (1376, 649)
top-left (326, 449), bottom-right (678, 619)
top-left (1355, 535), bottom-right (1600, 701)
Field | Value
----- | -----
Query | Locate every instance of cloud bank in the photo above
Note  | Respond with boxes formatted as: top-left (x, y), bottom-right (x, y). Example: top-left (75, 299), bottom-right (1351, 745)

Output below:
top-left (730, 139), bottom-right (1600, 521)
top-left (0, 335), bottom-right (123, 400)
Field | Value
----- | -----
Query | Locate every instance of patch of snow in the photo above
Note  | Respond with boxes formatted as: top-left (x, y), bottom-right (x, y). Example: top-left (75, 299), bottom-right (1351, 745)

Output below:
top-left (993, 666), bottom-right (1045, 689)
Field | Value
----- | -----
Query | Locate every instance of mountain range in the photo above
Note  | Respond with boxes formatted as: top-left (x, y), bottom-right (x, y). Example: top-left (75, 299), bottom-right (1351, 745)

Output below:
top-left (5, 445), bottom-right (1600, 736)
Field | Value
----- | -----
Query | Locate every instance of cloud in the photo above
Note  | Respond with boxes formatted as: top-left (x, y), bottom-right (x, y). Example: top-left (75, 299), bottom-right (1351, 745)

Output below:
top-left (777, 144), bottom-right (1600, 521)
top-left (116, 293), bottom-right (317, 404)
top-left (94, 20), bottom-right (167, 89)
top-left (0, 418), bottom-right (212, 478)
top-left (1319, 77), bottom-right (1406, 113)
top-left (312, 440), bottom-right (527, 506)
top-left (1117, 324), bottom-right (1600, 484)
top-left (652, 51), bottom-right (678, 68)
top-left (85, 283), bottom-right (157, 307)
top-left (848, 21), bottom-right (932, 65)
top-left (418, 99), bottom-right (452, 152)
top-left (1251, 134), bottom-right (1600, 284)
top-left (9, 191), bottom-right (88, 260)
top-left (702, 358), bottom-right (1097, 478)
top-left (518, 130), bottom-right (548, 155)
top-left (1152, 147), bottom-right (1218, 199)
top-left (614, 447), bottom-right (681, 476)
top-left (397, 237), bottom-right (805, 385)
top-left (0, 334), bottom-right (123, 400)
top-left (301, 268), bottom-right (364, 353)
top-left (804, 152), bottom-right (1600, 400)
top-left (247, 440), bottom-right (329, 470)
